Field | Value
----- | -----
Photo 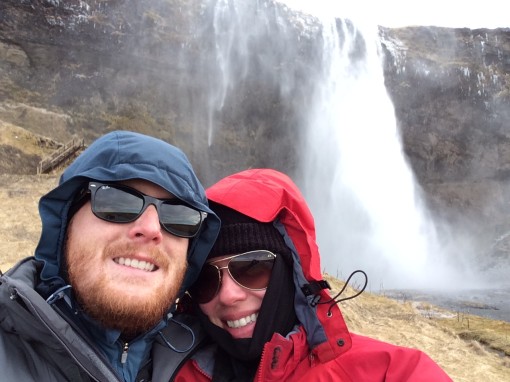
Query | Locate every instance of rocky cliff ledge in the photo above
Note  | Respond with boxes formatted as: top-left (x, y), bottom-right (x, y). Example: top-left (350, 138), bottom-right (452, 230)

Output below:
top-left (381, 26), bottom-right (510, 259)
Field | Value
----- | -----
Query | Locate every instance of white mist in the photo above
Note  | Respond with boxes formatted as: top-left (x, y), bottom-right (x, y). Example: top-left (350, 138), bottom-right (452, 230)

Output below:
top-left (204, 0), bottom-right (478, 290)
top-left (281, 3), bottom-right (468, 289)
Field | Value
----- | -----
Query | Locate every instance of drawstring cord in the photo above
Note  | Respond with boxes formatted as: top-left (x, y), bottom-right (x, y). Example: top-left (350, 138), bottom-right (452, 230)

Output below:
top-left (157, 316), bottom-right (196, 353)
top-left (311, 270), bottom-right (368, 315)
top-left (45, 285), bottom-right (73, 305)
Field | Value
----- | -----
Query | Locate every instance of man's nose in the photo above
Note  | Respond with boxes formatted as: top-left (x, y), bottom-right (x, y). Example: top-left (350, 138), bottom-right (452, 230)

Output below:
top-left (128, 205), bottom-right (163, 243)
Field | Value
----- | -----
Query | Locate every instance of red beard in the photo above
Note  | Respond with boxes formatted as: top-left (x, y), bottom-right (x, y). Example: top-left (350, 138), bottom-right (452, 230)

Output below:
top-left (66, 238), bottom-right (187, 337)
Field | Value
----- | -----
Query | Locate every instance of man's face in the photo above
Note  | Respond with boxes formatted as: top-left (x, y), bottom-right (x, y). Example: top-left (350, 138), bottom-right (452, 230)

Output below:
top-left (65, 179), bottom-right (189, 336)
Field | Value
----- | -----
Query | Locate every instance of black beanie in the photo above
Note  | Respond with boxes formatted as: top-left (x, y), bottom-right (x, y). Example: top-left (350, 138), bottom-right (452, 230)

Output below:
top-left (208, 201), bottom-right (289, 258)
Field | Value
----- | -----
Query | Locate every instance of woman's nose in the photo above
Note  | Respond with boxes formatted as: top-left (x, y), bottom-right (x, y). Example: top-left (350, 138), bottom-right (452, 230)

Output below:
top-left (217, 268), bottom-right (248, 305)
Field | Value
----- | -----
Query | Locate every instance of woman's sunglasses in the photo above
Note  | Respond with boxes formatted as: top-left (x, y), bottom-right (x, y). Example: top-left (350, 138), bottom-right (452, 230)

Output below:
top-left (190, 250), bottom-right (276, 304)
top-left (87, 182), bottom-right (206, 238)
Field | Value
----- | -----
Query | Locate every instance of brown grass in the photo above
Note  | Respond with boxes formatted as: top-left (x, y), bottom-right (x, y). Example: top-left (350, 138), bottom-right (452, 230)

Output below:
top-left (325, 275), bottom-right (510, 381)
top-left (0, 123), bottom-right (56, 156)
top-left (0, 174), bottom-right (58, 268)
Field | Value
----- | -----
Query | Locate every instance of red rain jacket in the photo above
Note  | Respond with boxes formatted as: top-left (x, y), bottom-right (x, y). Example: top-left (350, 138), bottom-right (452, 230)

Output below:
top-left (175, 169), bottom-right (452, 381)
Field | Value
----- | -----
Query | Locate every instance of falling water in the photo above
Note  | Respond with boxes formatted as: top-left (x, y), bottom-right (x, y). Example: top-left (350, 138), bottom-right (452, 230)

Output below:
top-left (296, 16), bottom-right (451, 289)
top-left (198, 0), bottom-right (472, 289)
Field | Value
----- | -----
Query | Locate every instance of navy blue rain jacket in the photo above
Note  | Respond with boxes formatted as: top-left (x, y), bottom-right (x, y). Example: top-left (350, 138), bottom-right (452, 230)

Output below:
top-left (0, 131), bottom-right (220, 382)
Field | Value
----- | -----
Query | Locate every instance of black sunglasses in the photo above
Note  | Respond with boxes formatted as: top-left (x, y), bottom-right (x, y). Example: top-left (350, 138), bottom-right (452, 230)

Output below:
top-left (87, 182), bottom-right (206, 238)
top-left (190, 250), bottom-right (276, 304)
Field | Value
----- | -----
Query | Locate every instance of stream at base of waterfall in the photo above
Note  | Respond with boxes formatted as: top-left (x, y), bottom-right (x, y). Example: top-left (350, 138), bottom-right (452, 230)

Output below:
top-left (382, 288), bottom-right (510, 322)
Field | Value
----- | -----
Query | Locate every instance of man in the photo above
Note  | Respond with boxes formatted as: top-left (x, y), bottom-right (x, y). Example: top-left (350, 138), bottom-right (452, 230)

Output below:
top-left (0, 131), bottom-right (220, 381)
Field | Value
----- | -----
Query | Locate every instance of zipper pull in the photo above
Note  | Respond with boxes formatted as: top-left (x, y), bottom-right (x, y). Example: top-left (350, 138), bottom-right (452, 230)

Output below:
top-left (8, 287), bottom-right (18, 300)
top-left (121, 342), bottom-right (129, 364)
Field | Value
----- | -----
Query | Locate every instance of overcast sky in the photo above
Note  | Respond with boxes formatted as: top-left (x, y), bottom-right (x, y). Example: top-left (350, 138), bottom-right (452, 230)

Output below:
top-left (282, 0), bottom-right (509, 29)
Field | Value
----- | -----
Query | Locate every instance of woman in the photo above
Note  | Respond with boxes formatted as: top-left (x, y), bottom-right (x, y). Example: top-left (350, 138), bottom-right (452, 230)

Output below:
top-left (175, 168), bottom-right (452, 381)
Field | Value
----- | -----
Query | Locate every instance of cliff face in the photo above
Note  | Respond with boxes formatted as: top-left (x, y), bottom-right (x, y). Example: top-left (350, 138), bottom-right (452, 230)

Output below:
top-left (381, 27), bottom-right (510, 258)
top-left (0, 0), bottom-right (321, 181)
top-left (382, 27), bottom-right (510, 183)
top-left (1, 0), bottom-right (510, 263)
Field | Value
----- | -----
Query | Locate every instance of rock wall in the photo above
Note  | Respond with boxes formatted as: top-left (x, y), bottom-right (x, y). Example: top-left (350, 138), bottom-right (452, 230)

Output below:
top-left (381, 26), bottom-right (510, 257)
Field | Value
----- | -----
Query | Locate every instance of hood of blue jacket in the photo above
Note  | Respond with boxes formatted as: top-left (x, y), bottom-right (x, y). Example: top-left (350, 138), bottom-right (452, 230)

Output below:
top-left (35, 130), bottom-right (220, 296)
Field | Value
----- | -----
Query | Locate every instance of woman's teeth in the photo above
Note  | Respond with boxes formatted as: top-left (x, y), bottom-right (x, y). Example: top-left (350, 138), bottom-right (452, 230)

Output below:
top-left (114, 257), bottom-right (156, 272)
top-left (227, 313), bottom-right (258, 329)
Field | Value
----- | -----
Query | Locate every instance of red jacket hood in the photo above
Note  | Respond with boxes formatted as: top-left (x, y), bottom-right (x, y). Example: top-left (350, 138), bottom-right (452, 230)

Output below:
top-left (206, 168), bottom-right (352, 362)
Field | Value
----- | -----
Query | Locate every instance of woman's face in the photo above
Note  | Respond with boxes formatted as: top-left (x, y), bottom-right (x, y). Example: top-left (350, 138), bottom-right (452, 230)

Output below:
top-left (198, 255), bottom-right (267, 339)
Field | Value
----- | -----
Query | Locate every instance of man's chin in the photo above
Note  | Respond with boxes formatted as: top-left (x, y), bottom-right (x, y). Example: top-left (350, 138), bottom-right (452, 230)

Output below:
top-left (109, 281), bottom-right (164, 299)
top-left (84, 291), bottom-right (174, 334)
top-left (73, 277), bottom-right (178, 334)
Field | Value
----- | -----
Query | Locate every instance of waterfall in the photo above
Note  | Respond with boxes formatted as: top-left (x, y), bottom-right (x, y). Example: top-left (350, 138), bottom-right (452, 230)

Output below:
top-left (297, 16), bottom-right (450, 289)
top-left (197, 0), bottom-right (469, 289)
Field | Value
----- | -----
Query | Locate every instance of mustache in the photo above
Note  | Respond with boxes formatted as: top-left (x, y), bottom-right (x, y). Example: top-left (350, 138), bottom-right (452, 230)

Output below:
top-left (103, 241), bottom-right (171, 269)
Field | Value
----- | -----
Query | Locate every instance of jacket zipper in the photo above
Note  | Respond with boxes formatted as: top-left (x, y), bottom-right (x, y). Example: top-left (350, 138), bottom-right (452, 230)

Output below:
top-left (192, 359), bottom-right (213, 380)
top-left (121, 342), bottom-right (129, 364)
top-left (14, 286), bottom-right (122, 381)
top-left (255, 343), bottom-right (270, 382)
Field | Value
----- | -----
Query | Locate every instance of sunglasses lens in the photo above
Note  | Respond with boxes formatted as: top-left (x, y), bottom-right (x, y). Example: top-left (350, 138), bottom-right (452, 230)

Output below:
top-left (93, 185), bottom-right (144, 222)
top-left (229, 250), bottom-right (275, 290)
top-left (91, 183), bottom-right (204, 238)
top-left (191, 264), bottom-right (220, 304)
top-left (159, 203), bottom-right (203, 238)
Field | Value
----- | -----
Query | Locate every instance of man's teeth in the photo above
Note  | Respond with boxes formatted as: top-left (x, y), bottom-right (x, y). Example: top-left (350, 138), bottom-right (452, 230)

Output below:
top-left (114, 257), bottom-right (155, 272)
top-left (227, 313), bottom-right (258, 329)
